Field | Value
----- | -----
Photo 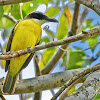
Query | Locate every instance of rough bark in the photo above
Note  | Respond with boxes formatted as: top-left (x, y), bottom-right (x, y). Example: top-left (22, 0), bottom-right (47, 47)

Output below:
top-left (0, 68), bottom-right (85, 94)
top-left (64, 71), bottom-right (100, 100)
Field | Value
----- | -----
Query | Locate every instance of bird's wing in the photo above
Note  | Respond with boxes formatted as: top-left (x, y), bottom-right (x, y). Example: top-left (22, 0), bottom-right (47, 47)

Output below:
top-left (5, 20), bottom-right (21, 72)
top-left (18, 41), bottom-right (40, 73)
top-left (19, 53), bottom-right (34, 73)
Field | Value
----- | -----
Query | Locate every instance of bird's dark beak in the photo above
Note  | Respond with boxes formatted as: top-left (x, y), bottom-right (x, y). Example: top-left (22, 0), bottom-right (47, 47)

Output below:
top-left (46, 17), bottom-right (58, 23)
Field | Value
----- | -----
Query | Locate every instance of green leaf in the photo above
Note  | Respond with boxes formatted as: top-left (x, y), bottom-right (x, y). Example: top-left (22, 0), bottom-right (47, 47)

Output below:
top-left (3, 5), bottom-right (12, 13)
top-left (69, 0), bottom-right (73, 2)
top-left (39, 47), bottom-right (56, 69)
top-left (0, 41), bottom-right (7, 68)
top-left (82, 35), bottom-right (99, 50)
top-left (0, 60), bottom-right (6, 68)
top-left (62, 47), bottom-right (95, 69)
top-left (82, 57), bottom-right (95, 67)
top-left (22, 1), bottom-right (38, 17)
top-left (97, 50), bottom-right (100, 56)
top-left (88, 36), bottom-right (97, 48)
top-left (22, 0), bottom-right (53, 18)
top-left (86, 19), bottom-right (92, 28)
top-left (61, 53), bottom-right (67, 67)
top-left (56, 0), bottom-right (60, 5)
top-left (68, 86), bottom-right (75, 95)
top-left (64, 6), bottom-right (72, 23)
top-left (84, 19), bottom-right (92, 30)
top-left (0, 17), bottom-right (14, 28)
top-left (46, 7), bottom-right (60, 17)
top-left (0, 6), bottom-right (4, 19)
top-left (57, 13), bottom-right (68, 40)
top-left (40, 37), bottom-right (50, 44)
top-left (41, 0), bottom-right (50, 5)
top-left (47, 0), bottom-right (53, 3)
top-left (3, 41), bottom-right (7, 50)
top-left (79, 19), bottom-right (95, 33)
top-left (34, 0), bottom-right (53, 5)
top-left (65, 49), bottom-right (86, 70)
top-left (11, 4), bottom-right (21, 20)
top-left (94, 93), bottom-right (100, 100)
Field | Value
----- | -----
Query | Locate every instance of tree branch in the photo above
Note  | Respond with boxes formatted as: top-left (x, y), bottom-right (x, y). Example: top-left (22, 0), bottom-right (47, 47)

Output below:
top-left (0, 25), bottom-right (100, 60)
top-left (33, 55), bottom-right (41, 100)
top-left (78, 7), bottom-right (89, 32)
top-left (3, 13), bottom-right (17, 23)
top-left (59, 76), bottom-right (83, 100)
top-left (58, 42), bottom-right (100, 52)
top-left (75, 0), bottom-right (100, 16)
top-left (68, 2), bottom-right (80, 36)
top-left (0, 0), bottom-right (34, 6)
top-left (51, 63), bottom-right (100, 100)
top-left (0, 68), bottom-right (86, 94)
top-left (64, 71), bottom-right (100, 100)
top-left (0, 95), bottom-right (6, 100)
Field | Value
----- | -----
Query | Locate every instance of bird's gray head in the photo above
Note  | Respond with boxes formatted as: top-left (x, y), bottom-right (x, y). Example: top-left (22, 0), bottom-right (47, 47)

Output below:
top-left (25, 11), bottom-right (58, 25)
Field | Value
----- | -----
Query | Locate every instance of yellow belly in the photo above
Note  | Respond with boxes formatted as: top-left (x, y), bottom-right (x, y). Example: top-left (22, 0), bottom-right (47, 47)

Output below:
top-left (9, 19), bottom-right (41, 76)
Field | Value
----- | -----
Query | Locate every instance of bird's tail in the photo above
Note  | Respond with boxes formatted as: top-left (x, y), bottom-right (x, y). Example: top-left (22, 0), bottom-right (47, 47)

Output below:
top-left (2, 72), bottom-right (18, 94)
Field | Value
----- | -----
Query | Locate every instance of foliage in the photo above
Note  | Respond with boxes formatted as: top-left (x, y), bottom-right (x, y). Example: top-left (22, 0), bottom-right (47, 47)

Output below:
top-left (57, 13), bottom-right (68, 40)
top-left (94, 94), bottom-right (100, 100)
top-left (39, 47), bottom-right (56, 69)
top-left (46, 7), bottom-right (60, 17)
top-left (62, 49), bottom-right (86, 70)
top-left (0, 6), bottom-right (4, 19)
top-left (0, 0), bottom-right (100, 100)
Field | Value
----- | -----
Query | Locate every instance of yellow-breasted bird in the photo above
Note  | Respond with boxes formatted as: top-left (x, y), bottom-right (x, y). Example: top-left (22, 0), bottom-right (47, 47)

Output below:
top-left (2, 11), bottom-right (58, 94)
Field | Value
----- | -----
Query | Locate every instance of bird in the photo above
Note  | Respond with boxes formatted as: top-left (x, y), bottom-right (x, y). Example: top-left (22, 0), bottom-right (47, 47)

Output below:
top-left (2, 11), bottom-right (58, 94)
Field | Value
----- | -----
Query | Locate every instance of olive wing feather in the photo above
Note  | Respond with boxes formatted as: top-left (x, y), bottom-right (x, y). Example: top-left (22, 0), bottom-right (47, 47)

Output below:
top-left (5, 20), bottom-right (21, 72)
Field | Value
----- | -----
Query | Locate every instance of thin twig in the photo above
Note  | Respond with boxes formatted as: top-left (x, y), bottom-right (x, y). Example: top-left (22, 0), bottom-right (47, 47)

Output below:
top-left (58, 42), bottom-right (100, 52)
top-left (78, 7), bottom-right (89, 32)
top-left (34, 55), bottom-right (41, 76)
top-left (59, 76), bottom-right (83, 100)
top-left (19, 4), bottom-right (23, 20)
top-left (0, 95), bottom-right (6, 100)
top-left (19, 73), bottom-right (24, 100)
top-left (3, 13), bottom-right (17, 23)
top-left (33, 55), bottom-right (41, 100)
top-left (75, 0), bottom-right (100, 16)
top-left (23, 94), bottom-right (33, 100)
top-left (50, 89), bottom-right (55, 96)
